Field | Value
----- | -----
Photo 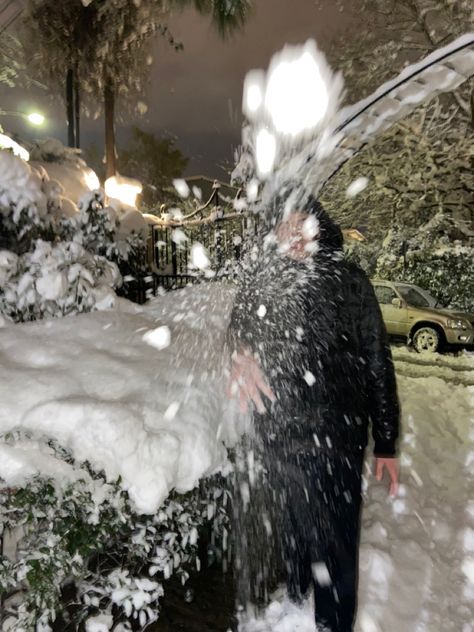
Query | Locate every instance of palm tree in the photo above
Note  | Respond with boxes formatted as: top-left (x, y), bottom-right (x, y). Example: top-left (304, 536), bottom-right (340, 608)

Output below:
top-left (100, 0), bottom-right (252, 179)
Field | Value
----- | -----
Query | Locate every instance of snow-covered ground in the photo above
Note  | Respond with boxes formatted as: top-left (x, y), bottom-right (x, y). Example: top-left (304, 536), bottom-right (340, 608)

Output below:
top-left (1, 283), bottom-right (473, 630)
top-left (240, 349), bottom-right (474, 632)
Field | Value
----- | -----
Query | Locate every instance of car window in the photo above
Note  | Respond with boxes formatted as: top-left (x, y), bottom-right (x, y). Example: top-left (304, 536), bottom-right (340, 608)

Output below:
top-left (374, 285), bottom-right (397, 305)
top-left (397, 286), bottom-right (429, 308)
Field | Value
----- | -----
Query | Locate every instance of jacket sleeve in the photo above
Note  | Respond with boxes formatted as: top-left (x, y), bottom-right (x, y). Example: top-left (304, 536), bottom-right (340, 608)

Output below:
top-left (358, 273), bottom-right (400, 457)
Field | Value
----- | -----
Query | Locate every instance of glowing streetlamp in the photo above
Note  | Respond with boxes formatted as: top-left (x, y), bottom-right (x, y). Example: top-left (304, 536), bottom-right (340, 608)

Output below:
top-left (26, 112), bottom-right (45, 126)
top-left (0, 110), bottom-right (46, 126)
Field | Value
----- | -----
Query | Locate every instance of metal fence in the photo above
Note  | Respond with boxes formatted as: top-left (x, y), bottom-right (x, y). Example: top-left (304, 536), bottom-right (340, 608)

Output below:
top-left (147, 182), bottom-right (260, 290)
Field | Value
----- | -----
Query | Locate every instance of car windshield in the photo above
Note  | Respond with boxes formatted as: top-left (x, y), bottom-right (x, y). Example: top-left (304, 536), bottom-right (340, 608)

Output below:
top-left (396, 284), bottom-right (439, 309)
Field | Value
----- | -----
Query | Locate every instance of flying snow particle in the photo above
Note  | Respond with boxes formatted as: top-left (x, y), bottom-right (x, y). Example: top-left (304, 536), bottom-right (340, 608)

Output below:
top-left (246, 179), bottom-right (260, 202)
top-left (257, 304), bottom-right (267, 318)
top-left (392, 499), bottom-right (406, 514)
top-left (233, 198), bottom-right (248, 212)
top-left (346, 177), bottom-right (369, 198)
top-left (312, 562), bottom-right (331, 586)
top-left (255, 128), bottom-right (277, 177)
top-left (137, 101), bottom-right (148, 115)
top-left (304, 371), bottom-right (316, 386)
top-left (192, 186), bottom-right (202, 201)
top-left (410, 468), bottom-right (423, 487)
top-left (461, 557), bottom-right (474, 584)
top-left (302, 215), bottom-right (320, 240)
top-left (190, 243), bottom-right (211, 271)
top-left (173, 179), bottom-right (190, 198)
top-left (171, 229), bottom-right (188, 246)
top-left (142, 326), bottom-right (171, 350)
top-left (169, 207), bottom-right (184, 221)
top-left (164, 401), bottom-right (180, 421)
top-left (243, 69), bottom-right (265, 115)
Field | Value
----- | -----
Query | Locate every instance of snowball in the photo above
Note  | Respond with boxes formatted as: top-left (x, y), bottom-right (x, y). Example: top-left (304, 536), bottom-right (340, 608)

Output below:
top-left (142, 326), bottom-right (171, 350)
top-left (257, 304), bottom-right (267, 318)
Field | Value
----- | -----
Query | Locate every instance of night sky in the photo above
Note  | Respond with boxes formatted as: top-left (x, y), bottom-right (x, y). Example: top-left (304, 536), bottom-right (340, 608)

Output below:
top-left (0, 0), bottom-right (360, 178)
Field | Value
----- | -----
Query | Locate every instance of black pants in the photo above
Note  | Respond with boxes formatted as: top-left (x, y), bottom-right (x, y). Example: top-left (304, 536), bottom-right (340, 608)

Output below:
top-left (265, 449), bottom-right (364, 632)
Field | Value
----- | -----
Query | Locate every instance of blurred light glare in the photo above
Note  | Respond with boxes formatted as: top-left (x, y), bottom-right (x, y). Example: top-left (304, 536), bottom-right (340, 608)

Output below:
top-left (0, 133), bottom-right (30, 161)
top-left (105, 175), bottom-right (142, 207)
top-left (265, 49), bottom-right (329, 136)
top-left (27, 112), bottom-right (45, 126)
top-left (255, 128), bottom-right (277, 177)
top-left (84, 169), bottom-right (100, 191)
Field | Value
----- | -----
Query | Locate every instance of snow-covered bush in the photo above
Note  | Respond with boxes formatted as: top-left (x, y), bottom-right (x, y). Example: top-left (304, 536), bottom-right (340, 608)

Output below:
top-left (0, 150), bottom-right (149, 323)
top-left (0, 239), bottom-right (119, 321)
top-left (65, 192), bottom-right (150, 302)
top-left (376, 213), bottom-right (474, 311)
top-left (0, 439), bottom-right (230, 631)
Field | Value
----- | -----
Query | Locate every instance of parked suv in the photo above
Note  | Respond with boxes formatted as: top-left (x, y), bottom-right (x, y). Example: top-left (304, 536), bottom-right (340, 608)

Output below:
top-left (371, 280), bottom-right (474, 353)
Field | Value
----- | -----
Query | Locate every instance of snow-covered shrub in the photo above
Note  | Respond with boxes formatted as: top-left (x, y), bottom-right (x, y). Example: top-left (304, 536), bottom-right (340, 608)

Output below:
top-left (0, 150), bottom-right (149, 323)
top-left (0, 239), bottom-right (119, 322)
top-left (0, 152), bottom-right (54, 254)
top-left (63, 191), bottom-right (149, 303)
top-left (376, 213), bottom-right (474, 311)
top-left (0, 439), bottom-right (230, 631)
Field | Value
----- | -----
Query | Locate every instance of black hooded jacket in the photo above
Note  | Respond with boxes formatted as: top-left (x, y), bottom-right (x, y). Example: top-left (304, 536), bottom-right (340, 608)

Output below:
top-left (228, 200), bottom-right (400, 458)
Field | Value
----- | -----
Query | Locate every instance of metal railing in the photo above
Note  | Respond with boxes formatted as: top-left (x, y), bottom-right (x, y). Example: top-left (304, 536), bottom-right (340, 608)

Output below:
top-left (148, 181), bottom-right (260, 290)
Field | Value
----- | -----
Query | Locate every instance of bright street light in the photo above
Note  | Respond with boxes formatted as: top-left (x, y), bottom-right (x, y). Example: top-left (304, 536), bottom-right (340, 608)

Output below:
top-left (0, 110), bottom-right (46, 126)
top-left (26, 112), bottom-right (45, 126)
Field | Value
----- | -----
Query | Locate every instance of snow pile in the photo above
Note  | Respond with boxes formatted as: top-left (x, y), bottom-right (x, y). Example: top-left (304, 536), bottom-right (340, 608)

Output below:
top-left (239, 353), bottom-right (474, 631)
top-left (0, 283), bottom-right (236, 513)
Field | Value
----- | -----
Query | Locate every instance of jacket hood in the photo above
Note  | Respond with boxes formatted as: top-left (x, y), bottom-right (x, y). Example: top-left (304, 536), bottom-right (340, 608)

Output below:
top-left (304, 196), bottom-right (344, 256)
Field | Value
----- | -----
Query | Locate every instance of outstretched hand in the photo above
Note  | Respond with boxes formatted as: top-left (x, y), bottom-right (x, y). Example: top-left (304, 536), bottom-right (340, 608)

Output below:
top-left (227, 351), bottom-right (276, 414)
top-left (375, 457), bottom-right (400, 497)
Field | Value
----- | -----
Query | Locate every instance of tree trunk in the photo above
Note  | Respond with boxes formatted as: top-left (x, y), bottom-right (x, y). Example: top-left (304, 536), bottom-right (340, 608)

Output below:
top-left (74, 76), bottom-right (81, 149)
top-left (66, 69), bottom-right (75, 148)
top-left (104, 79), bottom-right (116, 179)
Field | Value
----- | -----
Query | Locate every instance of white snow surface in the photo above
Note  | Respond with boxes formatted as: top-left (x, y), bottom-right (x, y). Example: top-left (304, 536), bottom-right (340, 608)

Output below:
top-left (0, 283), bottom-right (236, 514)
top-left (240, 351), bottom-right (474, 632)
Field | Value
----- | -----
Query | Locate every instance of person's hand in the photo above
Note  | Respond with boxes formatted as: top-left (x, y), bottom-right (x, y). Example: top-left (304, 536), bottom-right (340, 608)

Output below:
top-left (227, 350), bottom-right (275, 414)
top-left (375, 457), bottom-right (400, 497)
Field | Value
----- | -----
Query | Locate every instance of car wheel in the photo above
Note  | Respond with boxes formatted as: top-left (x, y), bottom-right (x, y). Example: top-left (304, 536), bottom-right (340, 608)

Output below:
top-left (412, 327), bottom-right (440, 353)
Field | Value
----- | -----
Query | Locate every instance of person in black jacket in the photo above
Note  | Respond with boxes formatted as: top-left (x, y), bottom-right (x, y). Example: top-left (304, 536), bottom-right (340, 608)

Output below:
top-left (227, 194), bottom-right (400, 632)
